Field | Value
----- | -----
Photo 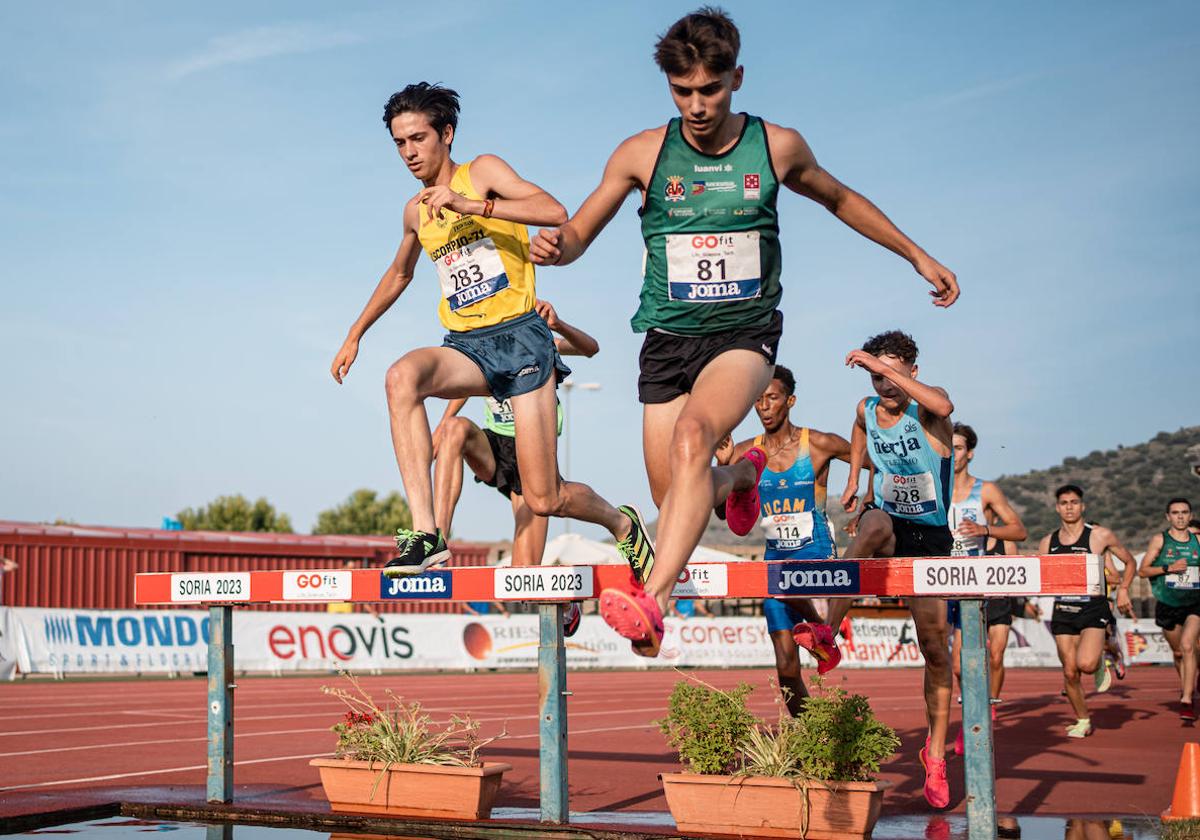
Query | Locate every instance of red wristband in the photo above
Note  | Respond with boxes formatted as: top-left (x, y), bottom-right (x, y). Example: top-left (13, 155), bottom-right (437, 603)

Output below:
top-left (482, 198), bottom-right (494, 218)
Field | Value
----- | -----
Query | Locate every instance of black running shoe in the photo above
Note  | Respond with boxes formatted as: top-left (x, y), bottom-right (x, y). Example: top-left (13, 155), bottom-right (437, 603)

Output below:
top-left (384, 528), bottom-right (451, 577)
top-left (615, 505), bottom-right (655, 584)
top-left (563, 602), bottom-right (582, 638)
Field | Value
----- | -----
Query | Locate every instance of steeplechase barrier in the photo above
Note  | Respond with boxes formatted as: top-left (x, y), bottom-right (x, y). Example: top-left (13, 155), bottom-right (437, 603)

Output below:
top-left (134, 552), bottom-right (1104, 840)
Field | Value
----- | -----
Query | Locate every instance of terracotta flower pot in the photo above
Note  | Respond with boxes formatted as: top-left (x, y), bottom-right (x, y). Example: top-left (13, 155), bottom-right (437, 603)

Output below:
top-left (661, 771), bottom-right (890, 839)
top-left (310, 757), bottom-right (512, 819)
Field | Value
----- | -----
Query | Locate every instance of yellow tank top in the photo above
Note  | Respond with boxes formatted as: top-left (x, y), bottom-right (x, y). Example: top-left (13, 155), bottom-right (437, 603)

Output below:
top-left (416, 161), bottom-right (536, 331)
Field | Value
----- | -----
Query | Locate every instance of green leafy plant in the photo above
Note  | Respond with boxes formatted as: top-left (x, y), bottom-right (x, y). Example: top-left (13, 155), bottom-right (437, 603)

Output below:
top-left (787, 678), bottom-right (900, 782)
top-left (322, 669), bottom-right (502, 773)
top-left (656, 675), bottom-right (757, 775)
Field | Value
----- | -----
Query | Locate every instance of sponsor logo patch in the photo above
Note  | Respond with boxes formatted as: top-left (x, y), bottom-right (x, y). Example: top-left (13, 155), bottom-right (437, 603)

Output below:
top-left (665, 175), bottom-right (686, 202)
top-left (380, 571), bottom-right (453, 600)
top-left (743, 173), bottom-right (761, 200)
top-left (767, 562), bottom-right (861, 595)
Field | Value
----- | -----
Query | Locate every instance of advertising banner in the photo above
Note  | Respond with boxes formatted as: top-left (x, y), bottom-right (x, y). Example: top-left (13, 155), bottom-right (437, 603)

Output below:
top-left (4, 607), bottom-right (1172, 675)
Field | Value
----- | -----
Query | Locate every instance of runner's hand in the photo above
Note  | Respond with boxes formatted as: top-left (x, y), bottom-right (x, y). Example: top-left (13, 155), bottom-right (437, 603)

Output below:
top-left (844, 349), bottom-right (886, 374)
top-left (714, 434), bottom-right (734, 465)
top-left (914, 253), bottom-right (959, 308)
top-left (417, 185), bottom-right (474, 221)
top-left (840, 484), bottom-right (860, 513)
top-left (1168, 559), bottom-right (1188, 573)
top-left (431, 419), bottom-right (448, 461)
top-left (1115, 589), bottom-right (1133, 616)
top-left (531, 228), bottom-right (562, 265)
top-left (331, 338), bottom-right (359, 383)
top-left (957, 520), bottom-right (988, 538)
top-left (534, 299), bottom-right (560, 330)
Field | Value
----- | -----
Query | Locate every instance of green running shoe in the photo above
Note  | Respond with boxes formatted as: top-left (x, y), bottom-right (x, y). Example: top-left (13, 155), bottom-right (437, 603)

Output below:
top-left (384, 528), bottom-right (451, 577)
top-left (615, 505), bottom-right (655, 584)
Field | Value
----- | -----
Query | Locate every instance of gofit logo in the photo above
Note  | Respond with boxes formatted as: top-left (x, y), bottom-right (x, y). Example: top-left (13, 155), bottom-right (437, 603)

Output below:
top-left (283, 571), bottom-right (350, 601)
top-left (380, 571), bottom-right (453, 600)
top-left (768, 562), bottom-right (860, 595)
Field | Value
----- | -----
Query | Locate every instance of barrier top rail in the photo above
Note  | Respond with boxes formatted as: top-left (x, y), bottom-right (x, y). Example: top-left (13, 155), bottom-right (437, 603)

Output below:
top-left (133, 553), bottom-right (1103, 606)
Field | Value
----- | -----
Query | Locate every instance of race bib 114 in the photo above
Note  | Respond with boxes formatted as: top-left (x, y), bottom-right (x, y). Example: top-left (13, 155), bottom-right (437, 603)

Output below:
top-left (762, 511), bottom-right (815, 551)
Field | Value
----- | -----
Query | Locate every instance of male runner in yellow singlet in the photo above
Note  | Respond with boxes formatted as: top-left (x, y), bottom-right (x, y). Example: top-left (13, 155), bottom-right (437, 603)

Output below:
top-left (331, 83), bottom-right (653, 576)
top-left (530, 8), bottom-right (958, 657)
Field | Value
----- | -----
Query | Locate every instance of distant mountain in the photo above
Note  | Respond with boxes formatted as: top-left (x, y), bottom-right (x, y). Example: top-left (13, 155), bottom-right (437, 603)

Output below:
top-left (995, 426), bottom-right (1200, 553)
top-left (657, 426), bottom-right (1200, 557)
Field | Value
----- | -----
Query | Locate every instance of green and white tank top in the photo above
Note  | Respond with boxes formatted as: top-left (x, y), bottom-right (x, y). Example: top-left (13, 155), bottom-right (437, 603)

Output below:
top-left (635, 115), bottom-right (782, 335)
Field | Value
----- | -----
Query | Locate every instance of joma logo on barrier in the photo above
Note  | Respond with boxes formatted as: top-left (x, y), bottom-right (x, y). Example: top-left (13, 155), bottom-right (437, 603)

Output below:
top-left (380, 571), bottom-right (453, 600)
top-left (768, 562), bottom-right (861, 595)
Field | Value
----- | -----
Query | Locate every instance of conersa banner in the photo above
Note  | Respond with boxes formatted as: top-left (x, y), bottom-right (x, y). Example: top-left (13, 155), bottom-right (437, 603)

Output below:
top-left (0, 607), bottom-right (1172, 678)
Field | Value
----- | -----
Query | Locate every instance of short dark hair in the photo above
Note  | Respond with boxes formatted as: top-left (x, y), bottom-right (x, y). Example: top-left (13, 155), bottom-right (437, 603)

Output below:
top-left (1167, 497), bottom-right (1193, 512)
top-left (654, 7), bottom-right (740, 76)
top-left (862, 330), bottom-right (919, 365)
top-left (1055, 484), bottom-right (1084, 500)
top-left (382, 83), bottom-right (460, 139)
top-left (771, 364), bottom-right (796, 397)
top-left (952, 422), bottom-right (978, 451)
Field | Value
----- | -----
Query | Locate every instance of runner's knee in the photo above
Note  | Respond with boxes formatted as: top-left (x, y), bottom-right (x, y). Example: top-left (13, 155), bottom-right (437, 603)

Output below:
top-left (989, 647), bottom-right (1006, 671)
top-left (384, 358), bottom-right (424, 401)
top-left (669, 415), bottom-right (718, 465)
top-left (442, 416), bottom-right (474, 450)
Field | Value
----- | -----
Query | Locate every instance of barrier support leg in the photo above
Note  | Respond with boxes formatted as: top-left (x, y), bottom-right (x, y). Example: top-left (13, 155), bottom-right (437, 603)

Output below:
top-left (207, 605), bottom-right (234, 804)
top-left (538, 603), bottom-right (569, 823)
top-left (959, 599), bottom-right (996, 840)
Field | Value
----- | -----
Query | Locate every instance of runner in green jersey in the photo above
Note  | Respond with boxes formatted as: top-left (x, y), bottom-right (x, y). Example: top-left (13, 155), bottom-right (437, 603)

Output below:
top-left (1138, 497), bottom-right (1200, 720)
top-left (530, 8), bottom-right (958, 659)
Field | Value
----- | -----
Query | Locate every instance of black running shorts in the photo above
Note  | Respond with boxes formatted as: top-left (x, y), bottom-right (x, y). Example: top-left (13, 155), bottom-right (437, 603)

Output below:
top-left (1050, 597), bottom-right (1113, 636)
top-left (889, 515), bottom-right (954, 558)
top-left (637, 310), bottom-right (783, 404)
top-left (476, 429), bottom-right (522, 499)
top-left (1155, 600), bottom-right (1200, 631)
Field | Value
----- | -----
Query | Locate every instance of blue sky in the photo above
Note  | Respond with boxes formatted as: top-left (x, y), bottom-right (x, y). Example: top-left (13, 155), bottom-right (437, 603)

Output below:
top-left (3, 3), bottom-right (1198, 542)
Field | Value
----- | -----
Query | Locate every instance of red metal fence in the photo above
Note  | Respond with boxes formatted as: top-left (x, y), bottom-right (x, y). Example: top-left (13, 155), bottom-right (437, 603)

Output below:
top-left (0, 522), bottom-right (496, 614)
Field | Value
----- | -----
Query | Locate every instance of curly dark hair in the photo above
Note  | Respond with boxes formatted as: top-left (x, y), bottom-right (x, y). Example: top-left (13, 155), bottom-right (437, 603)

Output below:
top-left (382, 82), bottom-right (460, 140)
top-left (654, 6), bottom-right (740, 76)
top-left (771, 365), bottom-right (796, 397)
top-left (862, 330), bottom-right (919, 365)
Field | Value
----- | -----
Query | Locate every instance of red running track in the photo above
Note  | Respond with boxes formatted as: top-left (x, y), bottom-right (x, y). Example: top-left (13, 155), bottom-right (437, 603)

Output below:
top-left (0, 667), bottom-right (1191, 823)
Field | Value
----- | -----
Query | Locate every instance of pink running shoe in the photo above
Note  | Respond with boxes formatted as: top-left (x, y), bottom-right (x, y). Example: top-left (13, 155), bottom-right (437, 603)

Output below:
top-left (792, 622), bottom-right (842, 674)
top-left (725, 447), bottom-right (767, 536)
top-left (599, 576), bottom-right (664, 658)
top-left (919, 743), bottom-right (950, 809)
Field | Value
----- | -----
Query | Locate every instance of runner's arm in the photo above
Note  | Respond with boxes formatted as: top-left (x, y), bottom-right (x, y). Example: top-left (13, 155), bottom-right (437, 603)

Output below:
top-left (1037, 533), bottom-right (1051, 555)
top-left (535, 299), bottom-right (599, 357)
top-left (1138, 533), bottom-right (1168, 577)
top-left (809, 430), bottom-right (853, 465)
top-left (766, 123), bottom-right (958, 308)
top-left (840, 401), bottom-right (870, 512)
top-left (1094, 527), bottom-right (1135, 612)
top-left (331, 202), bottom-right (423, 383)
top-left (419, 154), bottom-right (566, 227)
top-left (975, 481), bottom-right (1028, 543)
top-left (844, 350), bottom-right (954, 418)
top-left (530, 130), bottom-right (660, 267)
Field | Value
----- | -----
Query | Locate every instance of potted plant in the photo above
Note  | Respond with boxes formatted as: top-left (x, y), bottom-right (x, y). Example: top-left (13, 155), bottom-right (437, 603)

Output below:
top-left (658, 676), bottom-right (899, 840)
top-left (310, 670), bottom-right (510, 819)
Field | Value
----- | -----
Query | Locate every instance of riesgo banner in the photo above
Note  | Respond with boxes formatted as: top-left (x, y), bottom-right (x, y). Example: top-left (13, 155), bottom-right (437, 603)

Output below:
top-left (0, 607), bottom-right (1171, 677)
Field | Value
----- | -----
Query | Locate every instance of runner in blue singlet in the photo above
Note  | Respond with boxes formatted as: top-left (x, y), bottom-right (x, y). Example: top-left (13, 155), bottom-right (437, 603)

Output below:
top-left (715, 365), bottom-right (866, 715)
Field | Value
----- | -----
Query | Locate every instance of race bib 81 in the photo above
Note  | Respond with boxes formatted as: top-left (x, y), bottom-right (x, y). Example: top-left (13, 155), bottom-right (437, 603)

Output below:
top-left (665, 232), bottom-right (761, 303)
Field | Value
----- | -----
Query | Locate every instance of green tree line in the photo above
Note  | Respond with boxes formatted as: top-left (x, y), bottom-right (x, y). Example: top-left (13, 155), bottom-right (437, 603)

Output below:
top-left (175, 489), bottom-right (412, 536)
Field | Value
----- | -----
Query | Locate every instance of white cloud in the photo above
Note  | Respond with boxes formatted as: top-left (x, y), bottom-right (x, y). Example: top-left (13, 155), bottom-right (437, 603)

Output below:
top-left (166, 22), bottom-right (364, 80)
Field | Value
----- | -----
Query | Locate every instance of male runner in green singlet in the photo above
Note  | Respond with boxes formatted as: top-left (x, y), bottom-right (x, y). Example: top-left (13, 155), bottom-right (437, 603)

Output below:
top-left (529, 8), bottom-right (958, 657)
top-left (1038, 485), bottom-right (1134, 738)
top-left (1139, 497), bottom-right (1200, 720)
top-left (431, 300), bottom-right (596, 636)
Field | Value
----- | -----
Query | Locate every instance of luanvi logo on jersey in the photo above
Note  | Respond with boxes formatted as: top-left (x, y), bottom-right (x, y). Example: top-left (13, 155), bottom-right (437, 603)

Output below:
top-left (380, 571), bottom-right (453, 600)
top-left (693, 163), bottom-right (733, 173)
top-left (767, 562), bottom-right (860, 595)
